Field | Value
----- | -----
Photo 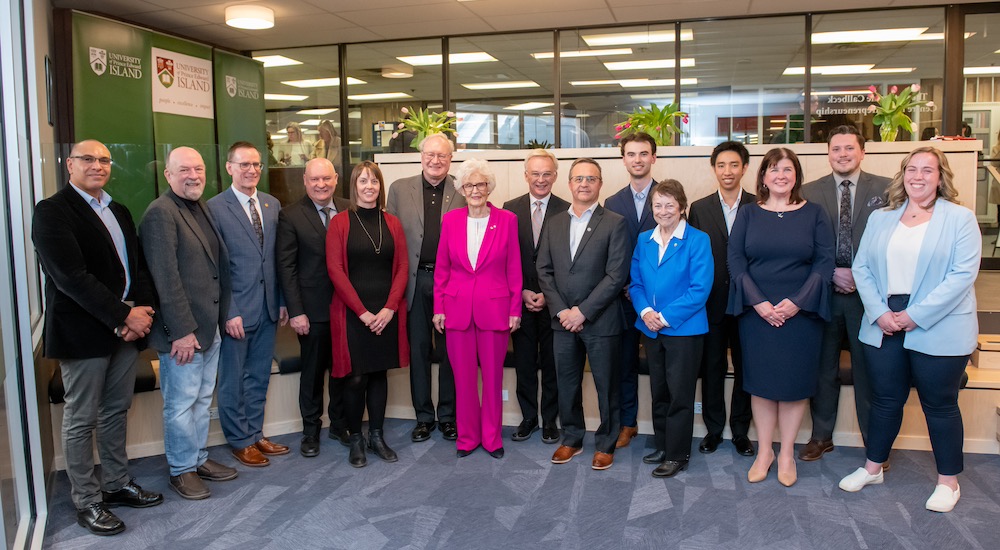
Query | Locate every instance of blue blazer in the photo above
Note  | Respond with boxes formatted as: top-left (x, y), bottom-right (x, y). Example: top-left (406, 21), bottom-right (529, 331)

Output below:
top-left (853, 199), bottom-right (980, 356)
top-left (629, 221), bottom-right (714, 338)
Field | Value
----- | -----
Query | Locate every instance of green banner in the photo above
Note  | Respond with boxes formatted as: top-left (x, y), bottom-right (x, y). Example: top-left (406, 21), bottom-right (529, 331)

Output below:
top-left (213, 50), bottom-right (268, 193)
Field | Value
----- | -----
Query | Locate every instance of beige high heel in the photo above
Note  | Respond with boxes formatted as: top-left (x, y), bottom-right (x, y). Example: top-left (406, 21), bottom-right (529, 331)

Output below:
top-left (748, 455), bottom-right (774, 483)
top-left (778, 459), bottom-right (798, 487)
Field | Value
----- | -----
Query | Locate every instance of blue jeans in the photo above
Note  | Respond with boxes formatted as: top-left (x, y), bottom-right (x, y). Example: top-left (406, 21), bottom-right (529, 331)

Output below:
top-left (159, 331), bottom-right (221, 476)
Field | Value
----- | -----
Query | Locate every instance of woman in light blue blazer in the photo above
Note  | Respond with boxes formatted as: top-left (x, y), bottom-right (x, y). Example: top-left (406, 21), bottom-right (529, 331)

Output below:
top-left (839, 147), bottom-right (980, 513)
top-left (630, 179), bottom-right (713, 478)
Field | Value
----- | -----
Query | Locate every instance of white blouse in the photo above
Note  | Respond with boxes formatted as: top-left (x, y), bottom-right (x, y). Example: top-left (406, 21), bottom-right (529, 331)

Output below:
top-left (467, 216), bottom-right (489, 269)
top-left (886, 221), bottom-right (929, 295)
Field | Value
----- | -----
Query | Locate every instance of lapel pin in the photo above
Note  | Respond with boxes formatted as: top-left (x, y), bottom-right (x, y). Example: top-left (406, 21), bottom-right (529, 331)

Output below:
top-left (587, 227), bottom-right (592, 232)
top-left (490, 225), bottom-right (496, 230)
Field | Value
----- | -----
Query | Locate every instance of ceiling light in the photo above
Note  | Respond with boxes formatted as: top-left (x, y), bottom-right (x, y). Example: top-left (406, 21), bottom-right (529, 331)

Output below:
top-left (461, 81), bottom-right (539, 90)
top-left (281, 77), bottom-right (366, 88)
top-left (297, 108), bottom-right (337, 115)
top-left (397, 52), bottom-right (497, 66)
top-left (264, 94), bottom-right (308, 101)
top-left (225, 5), bottom-right (274, 30)
top-left (782, 65), bottom-right (914, 76)
top-left (812, 90), bottom-right (874, 96)
top-left (348, 92), bottom-right (413, 101)
top-left (576, 113), bottom-right (590, 118)
top-left (503, 102), bottom-right (554, 111)
top-left (965, 67), bottom-right (1000, 75)
top-left (253, 55), bottom-right (301, 68)
top-left (915, 32), bottom-right (975, 40)
top-left (604, 58), bottom-right (695, 71)
top-left (298, 119), bottom-right (321, 126)
top-left (582, 29), bottom-right (693, 47)
top-left (382, 65), bottom-right (413, 78)
top-left (530, 48), bottom-right (633, 59)
top-left (812, 28), bottom-right (927, 44)
top-left (570, 78), bottom-right (697, 88)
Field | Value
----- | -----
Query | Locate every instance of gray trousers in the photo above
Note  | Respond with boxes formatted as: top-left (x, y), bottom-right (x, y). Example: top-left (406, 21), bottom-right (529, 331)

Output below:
top-left (60, 341), bottom-right (137, 508)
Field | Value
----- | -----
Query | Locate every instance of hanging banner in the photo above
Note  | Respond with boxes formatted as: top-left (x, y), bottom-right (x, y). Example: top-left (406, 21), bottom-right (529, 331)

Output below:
top-left (151, 47), bottom-right (214, 119)
top-left (213, 49), bottom-right (268, 192)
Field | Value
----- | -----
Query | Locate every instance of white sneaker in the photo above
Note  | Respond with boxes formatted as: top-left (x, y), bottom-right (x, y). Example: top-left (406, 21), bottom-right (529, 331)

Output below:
top-left (925, 484), bottom-right (960, 512)
top-left (839, 467), bottom-right (884, 492)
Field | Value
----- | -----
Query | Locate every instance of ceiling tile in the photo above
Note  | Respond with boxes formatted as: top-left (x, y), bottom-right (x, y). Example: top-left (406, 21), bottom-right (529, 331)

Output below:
top-left (53, 0), bottom-right (165, 16)
top-left (486, 9), bottom-right (618, 33)
top-left (336, 3), bottom-right (477, 26)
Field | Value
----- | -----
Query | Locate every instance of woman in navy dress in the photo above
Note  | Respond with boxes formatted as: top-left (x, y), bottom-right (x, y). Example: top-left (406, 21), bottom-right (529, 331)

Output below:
top-left (728, 148), bottom-right (834, 487)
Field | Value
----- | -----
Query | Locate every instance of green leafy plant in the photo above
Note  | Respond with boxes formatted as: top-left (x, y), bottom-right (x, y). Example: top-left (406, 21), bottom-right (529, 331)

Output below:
top-left (866, 84), bottom-right (934, 142)
top-left (393, 106), bottom-right (457, 148)
top-left (526, 139), bottom-right (552, 149)
top-left (615, 102), bottom-right (689, 146)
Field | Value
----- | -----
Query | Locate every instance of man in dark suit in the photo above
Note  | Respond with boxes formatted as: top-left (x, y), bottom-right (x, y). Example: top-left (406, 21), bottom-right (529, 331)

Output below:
top-left (33, 139), bottom-right (162, 535)
top-left (386, 133), bottom-right (466, 443)
top-left (687, 141), bottom-right (757, 457)
top-left (208, 142), bottom-right (288, 468)
top-left (800, 125), bottom-right (891, 462)
top-left (602, 132), bottom-right (658, 449)
top-left (276, 158), bottom-right (350, 457)
top-left (537, 158), bottom-right (630, 470)
top-left (502, 149), bottom-right (569, 444)
top-left (141, 146), bottom-right (238, 500)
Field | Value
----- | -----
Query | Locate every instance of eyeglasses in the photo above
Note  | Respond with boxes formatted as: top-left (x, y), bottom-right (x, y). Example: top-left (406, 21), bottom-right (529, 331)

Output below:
top-left (230, 161), bottom-right (262, 171)
top-left (422, 152), bottom-right (451, 161)
top-left (527, 171), bottom-right (556, 180)
top-left (570, 175), bottom-right (600, 184)
top-left (462, 182), bottom-right (489, 193)
top-left (70, 155), bottom-right (112, 166)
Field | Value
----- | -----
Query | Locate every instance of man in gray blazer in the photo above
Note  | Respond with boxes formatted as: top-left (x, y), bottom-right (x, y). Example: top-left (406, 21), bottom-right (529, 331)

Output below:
top-left (537, 158), bottom-right (630, 471)
top-left (141, 146), bottom-right (238, 500)
top-left (386, 133), bottom-right (466, 443)
top-left (800, 125), bottom-right (890, 462)
top-left (208, 141), bottom-right (288, 468)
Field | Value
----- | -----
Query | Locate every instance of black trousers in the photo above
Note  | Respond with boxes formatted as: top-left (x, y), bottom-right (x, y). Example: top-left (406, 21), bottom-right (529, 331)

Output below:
top-left (810, 291), bottom-right (869, 442)
top-left (645, 334), bottom-right (702, 461)
top-left (511, 305), bottom-right (559, 427)
top-left (553, 330), bottom-right (620, 453)
top-left (297, 321), bottom-right (345, 438)
top-left (699, 315), bottom-right (751, 438)
top-left (408, 269), bottom-right (455, 423)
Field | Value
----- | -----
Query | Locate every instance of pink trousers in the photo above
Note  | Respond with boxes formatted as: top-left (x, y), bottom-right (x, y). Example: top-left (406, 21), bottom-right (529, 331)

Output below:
top-left (447, 325), bottom-right (509, 453)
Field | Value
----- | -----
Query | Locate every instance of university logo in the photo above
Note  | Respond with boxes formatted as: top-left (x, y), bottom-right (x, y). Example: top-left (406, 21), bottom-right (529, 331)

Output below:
top-left (225, 75), bottom-right (237, 98)
top-left (156, 56), bottom-right (175, 88)
top-left (89, 47), bottom-right (106, 76)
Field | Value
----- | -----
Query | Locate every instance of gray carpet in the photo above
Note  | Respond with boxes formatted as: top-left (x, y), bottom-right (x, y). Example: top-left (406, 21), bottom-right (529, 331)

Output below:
top-left (43, 419), bottom-right (1000, 549)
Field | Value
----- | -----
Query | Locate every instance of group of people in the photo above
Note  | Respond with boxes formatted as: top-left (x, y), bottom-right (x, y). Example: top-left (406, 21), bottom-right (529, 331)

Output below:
top-left (33, 126), bottom-right (979, 536)
top-left (270, 120), bottom-right (342, 168)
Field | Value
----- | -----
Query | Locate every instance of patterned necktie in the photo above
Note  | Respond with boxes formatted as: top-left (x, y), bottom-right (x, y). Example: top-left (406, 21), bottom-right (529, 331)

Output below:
top-left (836, 181), bottom-right (852, 267)
top-left (321, 206), bottom-right (332, 228)
top-left (248, 197), bottom-right (264, 248)
top-left (531, 200), bottom-right (543, 246)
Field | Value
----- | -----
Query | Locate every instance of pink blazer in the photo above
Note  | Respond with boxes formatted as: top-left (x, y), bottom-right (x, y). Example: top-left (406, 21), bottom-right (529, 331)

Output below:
top-left (434, 204), bottom-right (522, 332)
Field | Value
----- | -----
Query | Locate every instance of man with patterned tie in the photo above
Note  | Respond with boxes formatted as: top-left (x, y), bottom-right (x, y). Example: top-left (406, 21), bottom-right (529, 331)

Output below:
top-left (208, 141), bottom-right (288, 468)
top-left (800, 125), bottom-right (890, 462)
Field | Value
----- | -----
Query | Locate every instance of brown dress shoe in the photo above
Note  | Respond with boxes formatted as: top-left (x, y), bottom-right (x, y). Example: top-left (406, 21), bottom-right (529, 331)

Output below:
top-left (197, 459), bottom-right (238, 481)
top-left (255, 437), bottom-right (290, 456)
top-left (169, 472), bottom-right (210, 500)
top-left (797, 439), bottom-right (834, 461)
top-left (592, 451), bottom-right (614, 470)
top-left (551, 445), bottom-right (583, 464)
top-left (615, 426), bottom-right (638, 449)
top-left (232, 445), bottom-right (270, 467)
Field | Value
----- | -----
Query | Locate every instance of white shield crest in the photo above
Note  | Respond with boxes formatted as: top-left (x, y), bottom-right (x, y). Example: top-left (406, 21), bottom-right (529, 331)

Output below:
top-left (89, 47), bottom-right (107, 76)
top-left (226, 75), bottom-right (237, 98)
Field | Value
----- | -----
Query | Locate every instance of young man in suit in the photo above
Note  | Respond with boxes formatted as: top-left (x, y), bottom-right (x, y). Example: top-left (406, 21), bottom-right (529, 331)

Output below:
top-left (537, 158), bottom-right (630, 470)
top-left (208, 142), bottom-right (288, 468)
top-left (33, 139), bottom-right (162, 535)
top-left (502, 149), bottom-right (569, 444)
top-left (602, 132), bottom-right (658, 449)
top-left (687, 141), bottom-right (757, 457)
top-left (386, 133), bottom-right (466, 443)
top-left (800, 125), bottom-right (891, 462)
top-left (276, 158), bottom-right (351, 457)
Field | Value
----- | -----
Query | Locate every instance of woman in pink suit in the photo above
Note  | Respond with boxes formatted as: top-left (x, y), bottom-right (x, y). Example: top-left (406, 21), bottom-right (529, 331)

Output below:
top-left (432, 158), bottom-right (522, 459)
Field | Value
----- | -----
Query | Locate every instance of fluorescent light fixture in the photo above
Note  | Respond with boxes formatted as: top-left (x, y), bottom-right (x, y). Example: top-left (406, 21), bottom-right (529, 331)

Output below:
top-left (604, 58), bottom-right (695, 71)
top-left (397, 52), bottom-right (497, 66)
top-left (503, 102), bottom-right (554, 111)
top-left (348, 111), bottom-right (361, 119)
top-left (812, 28), bottom-right (927, 44)
top-left (281, 77), bottom-right (366, 88)
top-left (253, 55), bottom-right (301, 68)
top-left (965, 67), bottom-right (1000, 75)
top-left (225, 5), bottom-right (274, 30)
top-left (582, 29), bottom-right (693, 47)
top-left (916, 32), bottom-right (974, 40)
top-left (298, 119), bottom-right (321, 126)
top-left (264, 93), bottom-right (308, 101)
top-left (576, 113), bottom-right (590, 118)
top-left (530, 48), bottom-right (633, 59)
top-left (783, 65), bottom-right (914, 76)
top-left (296, 108), bottom-right (337, 115)
top-left (570, 78), bottom-right (697, 88)
top-left (812, 90), bottom-right (876, 96)
top-left (461, 81), bottom-right (539, 90)
top-left (348, 92), bottom-right (413, 101)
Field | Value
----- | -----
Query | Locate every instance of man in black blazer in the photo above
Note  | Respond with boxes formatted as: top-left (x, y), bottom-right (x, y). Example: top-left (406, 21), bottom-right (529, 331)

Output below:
top-left (687, 141), bottom-right (757, 457)
top-left (32, 139), bottom-right (162, 536)
top-left (800, 125), bottom-right (891, 462)
top-left (503, 149), bottom-right (569, 444)
top-left (277, 158), bottom-right (351, 457)
top-left (537, 158), bottom-right (629, 471)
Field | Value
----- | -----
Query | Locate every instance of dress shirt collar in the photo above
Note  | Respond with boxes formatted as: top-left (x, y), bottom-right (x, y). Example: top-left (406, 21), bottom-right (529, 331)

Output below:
top-left (631, 180), bottom-right (653, 201)
top-left (529, 193), bottom-right (551, 208)
top-left (568, 201), bottom-right (598, 221)
top-left (649, 219), bottom-right (687, 246)
top-left (70, 182), bottom-right (111, 207)
top-left (833, 170), bottom-right (861, 187)
top-left (230, 184), bottom-right (259, 205)
top-left (717, 188), bottom-right (744, 209)
top-left (312, 199), bottom-right (335, 213)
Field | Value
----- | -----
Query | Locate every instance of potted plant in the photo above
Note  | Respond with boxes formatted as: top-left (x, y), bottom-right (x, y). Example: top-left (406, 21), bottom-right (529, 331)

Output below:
top-left (866, 84), bottom-right (934, 142)
top-left (393, 106), bottom-right (457, 148)
top-left (615, 102), bottom-right (689, 146)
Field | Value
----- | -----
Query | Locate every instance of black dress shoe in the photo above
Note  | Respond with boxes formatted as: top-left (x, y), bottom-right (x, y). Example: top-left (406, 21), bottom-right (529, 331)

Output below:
top-left (541, 425), bottom-right (560, 444)
top-left (440, 421), bottom-right (458, 441)
top-left (652, 460), bottom-right (689, 478)
top-left (510, 420), bottom-right (538, 442)
top-left (732, 435), bottom-right (756, 457)
top-left (643, 450), bottom-right (667, 464)
top-left (348, 433), bottom-right (367, 468)
top-left (488, 447), bottom-right (505, 459)
top-left (102, 480), bottom-right (163, 508)
top-left (457, 446), bottom-right (478, 457)
top-left (301, 435), bottom-right (320, 458)
top-left (77, 502), bottom-right (125, 536)
top-left (367, 429), bottom-right (398, 462)
top-left (328, 427), bottom-right (350, 447)
top-left (411, 421), bottom-right (435, 442)
top-left (699, 433), bottom-right (723, 454)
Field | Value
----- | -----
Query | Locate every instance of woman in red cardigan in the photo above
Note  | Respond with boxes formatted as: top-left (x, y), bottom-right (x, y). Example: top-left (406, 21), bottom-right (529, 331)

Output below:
top-left (327, 161), bottom-right (410, 468)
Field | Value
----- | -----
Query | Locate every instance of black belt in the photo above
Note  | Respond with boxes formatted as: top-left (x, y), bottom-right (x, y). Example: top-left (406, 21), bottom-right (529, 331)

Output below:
top-left (417, 263), bottom-right (435, 272)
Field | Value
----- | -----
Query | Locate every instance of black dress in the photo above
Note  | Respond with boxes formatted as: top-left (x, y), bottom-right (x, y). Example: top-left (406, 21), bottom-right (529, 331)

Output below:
top-left (726, 202), bottom-right (834, 401)
top-left (345, 206), bottom-right (399, 374)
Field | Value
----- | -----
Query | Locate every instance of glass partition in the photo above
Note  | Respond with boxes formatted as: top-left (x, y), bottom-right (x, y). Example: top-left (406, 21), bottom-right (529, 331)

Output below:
top-left (964, 12), bottom-right (1000, 262)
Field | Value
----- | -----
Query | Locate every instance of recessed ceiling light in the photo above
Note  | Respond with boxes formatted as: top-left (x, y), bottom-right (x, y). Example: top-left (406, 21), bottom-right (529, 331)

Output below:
top-left (297, 108), bottom-right (338, 115)
top-left (530, 48), bottom-right (633, 59)
top-left (382, 65), bottom-right (413, 78)
top-left (264, 94), bottom-right (308, 101)
top-left (503, 102), bottom-right (554, 111)
top-left (965, 67), bottom-right (1000, 75)
top-left (397, 52), bottom-right (497, 66)
top-left (782, 65), bottom-right (914, 76)
top-left (582, 29), bottom-right (693, 47)
top-left (348, 92), bottom-right (413, 101)
top-left (253, 55), bottom-right (301, 68)
top-left (281, 77), bottom-right (366, 88)
top-left (570, 78), bottom-right (697, 88)
top-left (461, 81), bottom-right (540, 90)
top-left (225, 5), bottom-right (274, 30)
top-left (603, 58), bottom-right (695, 71)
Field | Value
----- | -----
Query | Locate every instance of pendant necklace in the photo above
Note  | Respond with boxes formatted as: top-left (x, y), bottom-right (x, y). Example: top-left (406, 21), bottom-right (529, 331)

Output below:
top-left (354, 210), bottom-right (383, 254)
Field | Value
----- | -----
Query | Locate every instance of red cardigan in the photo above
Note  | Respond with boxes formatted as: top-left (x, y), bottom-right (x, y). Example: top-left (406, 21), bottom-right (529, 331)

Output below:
top-left (325, 209), bottom-right (410, 378)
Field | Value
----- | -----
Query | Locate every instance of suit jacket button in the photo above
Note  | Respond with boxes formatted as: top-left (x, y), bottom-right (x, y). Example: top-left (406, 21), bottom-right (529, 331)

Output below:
top-left (213, 299), bottom-right (219, 304)
top-left (213, 275), bottom-right (218, 280)
top-left (260, 279), bottom-right (265, 284)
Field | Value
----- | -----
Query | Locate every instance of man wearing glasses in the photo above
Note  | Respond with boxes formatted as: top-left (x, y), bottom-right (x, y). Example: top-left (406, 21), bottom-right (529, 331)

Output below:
top-left (386, 133), bottom-right (465, 443)
top-left (33, 140), bottom-right (162, 535)
top-left (208, 141), bottom-right (289, 468)
top-left (502, 149), bottom-right (568, 444)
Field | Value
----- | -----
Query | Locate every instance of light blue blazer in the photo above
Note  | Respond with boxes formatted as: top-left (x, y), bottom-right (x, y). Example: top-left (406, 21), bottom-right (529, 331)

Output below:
top-left (630, 222), bottom-right (713, 338)
top-left (853, 198), bottom-right (981, 356)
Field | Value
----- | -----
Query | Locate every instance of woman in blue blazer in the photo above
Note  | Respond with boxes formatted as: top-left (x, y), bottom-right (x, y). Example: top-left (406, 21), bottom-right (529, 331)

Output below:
top-left (630, 179), bottom-right (713, 478)
top-left (839, 147), bottom-right (980, 513)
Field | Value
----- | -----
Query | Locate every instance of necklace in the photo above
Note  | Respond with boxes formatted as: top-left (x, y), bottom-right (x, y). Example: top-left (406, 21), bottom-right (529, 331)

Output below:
top-left (353, 210), bottom-right (383, 254)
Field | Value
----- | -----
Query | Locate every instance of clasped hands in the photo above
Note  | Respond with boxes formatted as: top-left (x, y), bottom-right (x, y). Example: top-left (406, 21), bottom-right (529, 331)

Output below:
top-left (876, 310), bottom-right (917, 335)
top-left (360, 308), bottom-right (396, 336)
top-left (119, 306), bottom-right (154, 342)
top-left (558, 306), bottom-right (586, 333)
top-left (753, 299), bottom-right (800, 328)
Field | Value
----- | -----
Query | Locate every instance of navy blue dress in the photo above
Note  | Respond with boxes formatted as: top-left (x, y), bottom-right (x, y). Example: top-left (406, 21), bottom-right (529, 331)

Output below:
top-left (726, 201), bottom-right (834, 401)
